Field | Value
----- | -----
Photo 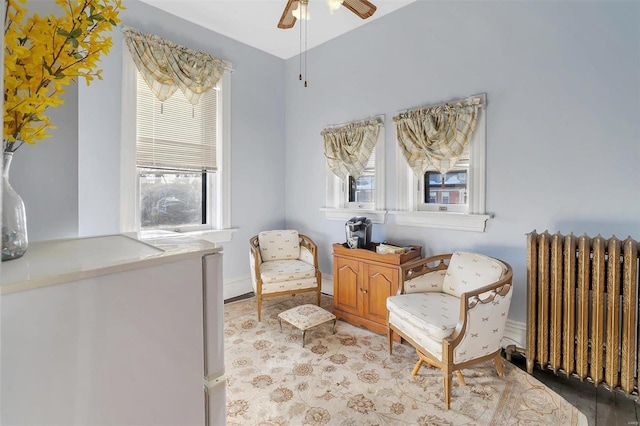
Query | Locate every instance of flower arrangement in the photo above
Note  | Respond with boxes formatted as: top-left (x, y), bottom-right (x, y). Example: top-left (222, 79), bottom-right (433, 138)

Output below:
top-left (3, 0), bottom-right (123, 152)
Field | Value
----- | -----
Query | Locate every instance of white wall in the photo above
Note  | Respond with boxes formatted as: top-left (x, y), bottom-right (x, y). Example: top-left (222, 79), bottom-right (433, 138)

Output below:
top-left (283, 1), bottom-right (640, 322)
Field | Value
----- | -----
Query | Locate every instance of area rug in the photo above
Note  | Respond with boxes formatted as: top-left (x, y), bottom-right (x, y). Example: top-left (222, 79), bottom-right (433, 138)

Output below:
top-left (224, 293), bottom-right (587, 426)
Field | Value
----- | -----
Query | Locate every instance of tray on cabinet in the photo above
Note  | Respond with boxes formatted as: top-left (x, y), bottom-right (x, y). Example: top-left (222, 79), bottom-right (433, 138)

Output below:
top-left (333, 243), bottom-right (422, 265)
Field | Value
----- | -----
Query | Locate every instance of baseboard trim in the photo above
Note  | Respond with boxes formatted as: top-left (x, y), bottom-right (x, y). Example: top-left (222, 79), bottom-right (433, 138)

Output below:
top-left (223, 275), bottom-right (252, 301)
top-left (322, 274), bottom-right (334, 296)
top-left (502, 319), bottom-right (526, 349)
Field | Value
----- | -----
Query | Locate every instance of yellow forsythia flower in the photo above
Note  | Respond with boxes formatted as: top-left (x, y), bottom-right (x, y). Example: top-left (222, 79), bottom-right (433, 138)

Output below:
top-left (4, 0), bottom-right (124, 151)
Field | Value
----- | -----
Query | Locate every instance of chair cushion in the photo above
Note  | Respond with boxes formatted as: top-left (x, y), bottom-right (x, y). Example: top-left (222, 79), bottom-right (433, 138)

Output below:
top-left (260, 259), bottom-right (316, 283)
top-left (278, 304), bottom-right (335, 331)
top-left (442, 252), bottom-right (506, 298)
top-left (262, 277), bottom-right (318, 294)
top-left (386, 292), bottom-right (460, 341)
top-left (258, 230), bottom-right (300, 261)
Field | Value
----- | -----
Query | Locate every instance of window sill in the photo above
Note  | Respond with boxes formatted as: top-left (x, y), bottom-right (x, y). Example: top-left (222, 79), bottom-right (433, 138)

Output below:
top-left (184, 228), bottom-right (237, 243)
top-left (388, 211), bottom-right (492, 232)
top-left (320, 208), bottom-right (387, 224)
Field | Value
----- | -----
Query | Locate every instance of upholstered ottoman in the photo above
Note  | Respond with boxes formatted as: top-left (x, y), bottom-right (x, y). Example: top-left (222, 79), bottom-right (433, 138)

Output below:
top-left (278, 304), bottom-right (336, 347)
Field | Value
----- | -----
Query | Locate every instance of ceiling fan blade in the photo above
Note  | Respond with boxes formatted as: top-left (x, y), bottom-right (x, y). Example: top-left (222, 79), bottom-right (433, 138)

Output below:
top-left (342, 0), bottom-right (377, 19)
top-left (278, 0), bottom-right (298, 29)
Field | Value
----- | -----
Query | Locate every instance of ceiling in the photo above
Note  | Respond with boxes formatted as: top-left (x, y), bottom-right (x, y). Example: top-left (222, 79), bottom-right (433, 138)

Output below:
top-left (138, 0), bottom-right (416, 59)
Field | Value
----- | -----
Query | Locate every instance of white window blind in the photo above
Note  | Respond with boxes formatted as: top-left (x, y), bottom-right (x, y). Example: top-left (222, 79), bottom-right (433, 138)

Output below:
top-left (364, 148), bottom-right (375, 172)
top-left (136, 72), bottom-right (218, 171)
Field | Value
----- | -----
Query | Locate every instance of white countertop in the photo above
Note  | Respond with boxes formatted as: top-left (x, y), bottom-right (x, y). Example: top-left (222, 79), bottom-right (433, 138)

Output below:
top-left (0, 231), bottom-right (221, 295)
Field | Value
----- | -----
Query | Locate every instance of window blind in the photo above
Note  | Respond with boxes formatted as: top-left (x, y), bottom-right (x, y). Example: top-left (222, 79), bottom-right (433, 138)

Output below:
top-left (136, 72), bottom-right (218, 171)
top-left (364, 148), bottom-right (376, 172)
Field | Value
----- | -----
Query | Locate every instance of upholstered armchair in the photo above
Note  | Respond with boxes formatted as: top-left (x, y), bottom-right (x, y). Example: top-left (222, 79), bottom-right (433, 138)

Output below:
top-left (387, 252), bottom-right (513, 409)
top-left (249, 230), bottom-right (322, 321)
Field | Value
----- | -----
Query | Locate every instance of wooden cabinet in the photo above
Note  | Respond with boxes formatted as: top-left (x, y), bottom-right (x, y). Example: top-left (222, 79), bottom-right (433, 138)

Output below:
top-left (333, 243), bottom-right (421, 337)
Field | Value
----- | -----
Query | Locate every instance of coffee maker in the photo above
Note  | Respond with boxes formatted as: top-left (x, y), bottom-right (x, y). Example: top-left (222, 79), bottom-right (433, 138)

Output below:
top-left (345, 216), bottom-right (372, 249)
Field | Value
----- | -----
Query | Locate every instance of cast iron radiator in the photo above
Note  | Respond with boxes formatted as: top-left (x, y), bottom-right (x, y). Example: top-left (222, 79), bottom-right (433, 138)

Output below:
top-left (525, 230), bottom-right (640, 394)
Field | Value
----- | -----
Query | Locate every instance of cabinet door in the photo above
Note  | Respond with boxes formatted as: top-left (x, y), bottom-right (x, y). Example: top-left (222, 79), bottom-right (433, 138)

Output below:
top-left (363, 264), bottom-right (399, 325)
top-left (334, 256), bottom-right (362, 316)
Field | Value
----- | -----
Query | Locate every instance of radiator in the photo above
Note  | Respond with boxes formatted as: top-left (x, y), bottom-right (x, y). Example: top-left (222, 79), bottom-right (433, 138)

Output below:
top-left (525, 230), bottom-right (640, 394)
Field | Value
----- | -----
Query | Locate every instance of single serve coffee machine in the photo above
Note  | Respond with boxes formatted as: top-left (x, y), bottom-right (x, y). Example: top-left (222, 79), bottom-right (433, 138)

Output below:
top-left (345, 216), bottom-right (372, 249)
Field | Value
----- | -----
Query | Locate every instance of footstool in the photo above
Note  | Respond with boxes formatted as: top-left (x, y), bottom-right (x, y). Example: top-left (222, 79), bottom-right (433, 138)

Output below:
top-left (278, 304), bottom-right (336, 347)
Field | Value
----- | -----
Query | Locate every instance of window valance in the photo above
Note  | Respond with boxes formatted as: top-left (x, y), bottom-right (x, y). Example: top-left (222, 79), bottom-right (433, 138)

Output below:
top-left (322, 117), bottom-right (383, 180)
top-left (393, 97), bottom-right (480, 176)
top-left (122, 27), bottom-right (227, 105)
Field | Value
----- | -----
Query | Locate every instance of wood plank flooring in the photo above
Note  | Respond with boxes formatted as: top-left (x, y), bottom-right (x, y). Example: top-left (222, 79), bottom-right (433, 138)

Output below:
top-left (508, 353), bottom-right (639, 426)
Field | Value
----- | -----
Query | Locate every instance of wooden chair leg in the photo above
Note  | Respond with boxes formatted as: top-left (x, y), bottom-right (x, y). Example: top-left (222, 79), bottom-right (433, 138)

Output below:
top-left (443, 370), bottom-right (452, 410)
top-left (388, 328), bottom-right (394, 355)
top-left (494, 352), bottom-right (505, 377)
top-left (455, 371), bottom-right (466, 386)
top-left (412, 359), bottom-right (423, 376)
top-left (316, 285), bottom-right (321, 307)
top-left (257, 297), bottom-right (262, 322)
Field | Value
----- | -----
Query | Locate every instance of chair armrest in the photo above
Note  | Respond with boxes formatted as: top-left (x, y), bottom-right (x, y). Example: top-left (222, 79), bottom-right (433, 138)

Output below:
top-left (249, 234), bottom-right (263, 273)
top-left (299, 233), bottom-right (319, 268)
top-left (403, 271), bottom-right (448, 294)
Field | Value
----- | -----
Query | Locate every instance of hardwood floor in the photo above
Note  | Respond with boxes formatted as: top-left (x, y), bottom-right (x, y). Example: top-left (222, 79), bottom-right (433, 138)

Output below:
top-left (225, 293), bottom-right (639, 425)
top-left (508, 352), bottom-right (639, 426)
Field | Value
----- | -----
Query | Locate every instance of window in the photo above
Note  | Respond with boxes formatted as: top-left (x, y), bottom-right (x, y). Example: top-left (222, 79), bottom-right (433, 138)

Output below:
top-left (419, 153), bottom-right (469, 213)
top-left (322, 118), bottom-right (386, 224)
top-left (136, 71), bottom-right (216, 231)
top-left (391, 94), bottom-right (491, 232)
top-left (347, 148), bottom-right (376, 209)
top-left (120, 48), bottom-right (232, 239)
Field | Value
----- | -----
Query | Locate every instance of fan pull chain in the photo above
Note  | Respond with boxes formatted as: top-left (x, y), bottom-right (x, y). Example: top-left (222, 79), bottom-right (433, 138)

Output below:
top-left (295, 1), bottom-right (309, 87)
top-left (304, 10), bottom-right (308, 88)
top-left (298, 9), bottom-right (302, 82)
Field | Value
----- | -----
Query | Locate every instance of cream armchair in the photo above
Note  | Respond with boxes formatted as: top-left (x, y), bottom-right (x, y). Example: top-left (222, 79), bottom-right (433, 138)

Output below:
top-left (250, 230), bottom-right (322, 321)
top-left (387, 252), bottom-right (513, 409)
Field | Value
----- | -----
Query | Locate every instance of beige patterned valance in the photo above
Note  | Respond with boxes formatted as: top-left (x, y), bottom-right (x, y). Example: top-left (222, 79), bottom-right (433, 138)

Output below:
top-left (123, 27), bottom-right (226, 105)
top-left (394, 97), bottom-right (480, 176)
top-left (322, 117), bottom-right (383, 180)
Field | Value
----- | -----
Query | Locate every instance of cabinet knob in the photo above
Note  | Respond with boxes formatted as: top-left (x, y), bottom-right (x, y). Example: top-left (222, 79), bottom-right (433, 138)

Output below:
top-left (362, 289), bottom-right (368, 294)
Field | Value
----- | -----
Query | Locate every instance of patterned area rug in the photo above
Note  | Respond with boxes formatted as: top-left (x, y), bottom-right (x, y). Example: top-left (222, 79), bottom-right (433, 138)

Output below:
top-left (224, 293), bottom-right (587, 426)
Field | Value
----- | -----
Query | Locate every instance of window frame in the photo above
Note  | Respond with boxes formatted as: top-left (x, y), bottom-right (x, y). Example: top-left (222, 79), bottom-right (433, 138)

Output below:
top-left (322, 116), bottom-right (387, 224)
top-left (389, 94), bottom-right (492, 232)
top-left (418, 158), bottom-right (469, 213)
top-left (120, 45), bottom-right (233, 241)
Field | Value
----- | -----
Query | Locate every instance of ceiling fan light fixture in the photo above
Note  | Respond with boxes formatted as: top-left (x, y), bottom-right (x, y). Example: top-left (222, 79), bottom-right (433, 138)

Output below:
top-left (327, 0), bottom-right (344, 14)
top-left (292, 0), bottom-right (311, 21)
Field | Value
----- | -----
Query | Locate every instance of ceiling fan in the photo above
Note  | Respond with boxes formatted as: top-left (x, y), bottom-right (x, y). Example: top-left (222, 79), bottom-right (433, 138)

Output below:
top-left (277, 0), bottom-right (377, 29)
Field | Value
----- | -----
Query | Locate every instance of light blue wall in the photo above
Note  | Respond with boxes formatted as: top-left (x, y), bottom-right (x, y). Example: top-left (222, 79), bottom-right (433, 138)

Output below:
top-left (77, 1), bottom-right (287, 281)
top-left (284, 1), bottom-right (640, 322)
top-left (16, 0), bottom-right (287, 284)
top-left (8, 0), bottom-right (79, 241)
top-left (10, 85), bottom-right (79, 241)
top-left (9, 1), bottom-right (640, 320)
